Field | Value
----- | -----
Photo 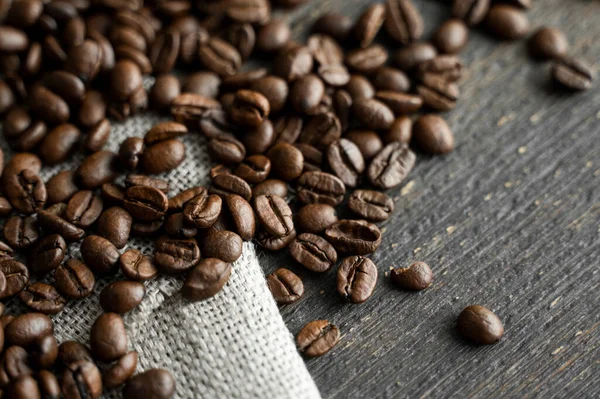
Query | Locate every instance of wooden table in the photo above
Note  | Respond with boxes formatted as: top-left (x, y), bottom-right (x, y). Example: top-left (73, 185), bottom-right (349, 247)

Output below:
top-left (263, 1), bottom-right (600, 397)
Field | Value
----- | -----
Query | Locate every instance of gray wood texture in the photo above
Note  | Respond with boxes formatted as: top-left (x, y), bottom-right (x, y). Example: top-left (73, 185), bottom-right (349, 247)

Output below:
top-left (262, 1), bottom-right (600, 398)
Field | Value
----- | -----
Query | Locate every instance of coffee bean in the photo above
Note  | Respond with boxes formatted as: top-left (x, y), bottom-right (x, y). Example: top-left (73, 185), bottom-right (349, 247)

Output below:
top-left (8, 374), bottom-right (42, 398)
top-left (0, 346), bottom-right (32, 387)
top-left (103, 351), bottom-right (138, 389)
top-left (182, 258), bottom-right (232, 301)
top-left (529, 27), bottom-right (568, 61)
top-left (211, 165), bottom-right (233, 179)
top-left (289, 233), bottom-right (338, 273)
top-left (225, 23), bottom-right (255, 60)
top-left (457, 305), bottom-right (504, 344)
top-left (353, 98), bottom-right (395, 130)
top-left (345, 130), bottom-right (383, 161)
top-left (219, 194), bottom-right (256, 240)
top-left (200, 228), bottom-right (243, 263)
top-left (413, 114), bottom-right (455, 154)
top-left (40, 70), bottom-right (84, 106)
top-left (3, 152), bottom-right (41, 176)
top-left (253, 179), bottom-right (288, 198)
top-left (297, 171), bottom-right (346, 206)
top-left (295, 204), bottom-right (338, 234)
top-left (19, 282), bottom-right (66, 315)
top-left (45, 172), bottom-right (76, 205)
top-left (141, 139), bottom-right (186, 175)
top-left (81, 235), bottom-right (120, 274)
top-left (485, 5), bottom-right (529, 40)
top-left (327, 139), bottom-right (365, 188)
top-left (416, 74), bottom-right (459, 111)
top-left (345, 45), bottom-right (388, 73)
top-left (313, 13), bottom-right (353, 42)
top-left (84, 119), bottom-right (111, 153)
top-left (65, 190), bottom-right (104, 228)
top-left (325, 220), bottom-right (382, 255)
top-left (289, 74), bottom-right (325, 115)
top-left (150, 29), bottom-right (180, 74)
top-left (65, 39), bottom-right (103, 83)
top-left (123, 369), bottom-right (176, 399)
top-left (29, 234), bottom-right (66, 276)
top-left (124, 185), bottom-right (169, 221)
top-left (274, 45), bottom-right (313, 82)
top-left (2, 106), bottom-right (30, 141)
top-left (221, 68), bottom-right (268, 90)
top-left (154, 236), bottom-right (200, 273)
top-left (433, 19), bottom-right (469, 54)
top-left (109, 60), bottom-right (142, 104)
top-left (78, 90), bottom-right (107, 129)
top-left (144, 122), bottom-right (188, 146)
top-left (354, 3), bottom-right (385, 48)
top-left (337, 255), bottom-right (378, 303)
top-left (5, 313), bottom-right (52, 347)
top-left (37, 370), bottom-right (61, 398)
top-left (100, 184), bottom-right (125, 207)
top-left (226, 0), bottom-right (270, 24)
top-left (168, 186), bottom-right (207, 213)
top-left (371, 67), bottom-right (411, 93)
top-left (296, 320), bottom-right (340, 357)
top-left (28, 333), bottom-right (58, 369)
top-left (37, 206), bottom-right (85, 242)
top-left (37, 123), bottom-right (80, 165)
top-left (183, 193), bottom-right (222, 228)
top-left (249, 76), bottom-right (289, 113)
top-left (267, 268), bottom-right (304, 304)
top-left (210, 173), bottom-right (252, 201)
top-left (120, 249), bottom-right (158, 281)
top-left (131, 217), bottom-right (165, 237)
top-left (57, 341), bottom-right (93, 367)
top-left (416, 55), bottom-right (464, 82)
top-left (267, 143), bottom-right (304, 181)
top-left (384, 0), bottom-right (423, 44)
top-left (552, 57), bottom-right (594, 91)
top-left (150, 74), bottom-right (181, 111)
top-left (100, 281), bottom-right (145, 314)
top-left (181, 72), bottom-right (220, 99)
top-left (346, 75), bottom-right (375, 100)
top-left (452, 0), bottom-right (490, 26)
top-left (368, 142), bottom-right (416, 189)
top-left (348, 190), bottom-right (394, 222)
top-left (61, 360), bottom-right (102, 399)
top-left (199, 37), bottom-right (242, 77)
top-left (256, 228), bottom-right (296, 251)
top-left (116, 45), bottom-right (153, 74)
top-left (164, 212), bottom-right (198, 238)
top-left (256, 19), bottom-right (290, 53)
top-left (0, 260), bottom-right (29, 299)
top-left (294, 143), bottom-right (322, 172)
top-left (229, 89), bottom-right (270, 127)
top-left (0, 26), bottom-right (29, 52)
top-left (3, 215), bottom-right (39, 250)
top-left (253, 195), bottom-right (293, 238)
top-left (76, 151), bottom-right (120, 189)
top-left (0, 240), bottom-right (15, 259)
top-left (3, 169), bottom-right (46, 214)
top-left (393, 41), bottom-right (438, 71)
top-left (390, 261), bottom-right (433, 290)
top-left (119, 137), bottom-right (144, 171)
top-left (54, 259), bottom-right (95, 299)
top-left (90, 312), bottom-right (128, 361)
top-left (299, 112), bottom-right (342, 150)
top-left (234, 155), bottom-right (271, 184)
top-left (97, 206), bottom-right (132, 249)
top-left (208, 134), bottom-right (246, 164)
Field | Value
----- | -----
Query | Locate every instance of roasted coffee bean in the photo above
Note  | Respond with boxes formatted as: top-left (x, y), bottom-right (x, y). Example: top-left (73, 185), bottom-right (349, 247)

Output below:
top-left (299, 112), bottom-right (342, 150)
top-left (296, 320), bottom-right (340, 357)
top-left (368, 142), bottom-right (416, 189)
top-left (485, 5), bottom-right (529, 40)
top-left (234, 155), bottom-right (271, 184)
top-left (241, 120), bottom-right (275, 155)
top-left (413, 114), bottom-right (455, 154)
top-left (229, 90), bottom-right (270, 127)
top-left (201, 228), bottom-right (243, 263)
top-left (4, 169), bottom-right (46, 214)
top-left (253, 179), bottom-right (288, 198)
top-left (289, 233), bottom-right (338, 273)
top-left (353, 3), bottom-right (385, 48)
top-left (124, 185), bottom-right (168, 221)
top-left (256, 227), bottom-right (297, 251)
top-left (5, 313), bottom-right (52, 347)
top-left (38, 123), bottom-right (80, 165)
top-left (327, 139), bottom-right (365, 188)
top-left (154, 236), bottom-right (200, 274)
top-left (210, 173), bottom-right (252, 201)
top-left (325, 220), bottom-right (382, 255)
top-left (457, 305), bottom-right (504, 344)
top-left (345, 130), bottom-right (383, 161)
top-left (346, 74), bottom-right (375, 100)
top-left (3, 215), bottom-right (39, 250)
top-left (295, 204), bottom-right (338, 234)
top-left (221, 68), bottom-right (268, 90)
top-left (76, 151), bottom-right (120, 189)
top-left (41, 70), bottom-right (85, 105)
top-left (295, 143), bottom-right (323, 171)
top-left (195, 108), bottom-right (237, 139)
top-left (226, 23), bottom-right (255, 60)
top-left (80, 235), bottom-right (120, 274)
top-left (0, 80), bottom-right (15, 114)
top-left (416, 74), bottom-right (459, 111)
top-left (109, 60), bottom-right (143, 104)
top-left (96, 206), bottom-right (132, 249)
top-left (345, 45), bottom-right (388, 73)
top-left (54, 259), bottom-right (95, 299)
top-left (267, 143), bottom-right (304, 181)
top-left (164, 213), bottom-right (198, 238)
top-left (37, 205), bottom-right (85, 242)
top-left (90, 313), bottom-right (127, 361)
top-left (28, 333), bottom-right (58, 369)
top-left (337, 255), bottom-right (378, 303)
top-left (371, 67), bottom-right (410, 93)
top-left (390, 261), bottom-right (433, 290)
top-left (115, 45), bottom-right (153, 74)
top-left (220, 195), bottom-right (256, 240)
top-left (65, 190), bottom-right (104, 228)
top-left (61, 360), bottom-right (102, 399)
top-left (0, 346), bottom-right (32, 387)
top-left (529, 27), bottom-right (568, 60)
top-left (0, 26), bottom-right (29, 52)
top-left (7, 118), bottom-right (47, 152)
top-left (19, 282), bottom-right (66, 314)
top-left (290, 74), bottom-right (325, 115)
top-left (208, 134), bottom-right (246, 164)
top-left (384, 0), bottom-right (423, 44)
top-left (168, 186), bottom-right (207, 212)
top-left (150, 30), bottom-right (180, 74)
top-left (3, 152), bottom-right (41, 176)
top-left (2, 106), bottom-right (30, 140)
top-left (144, 122), bottom-right (188, 146)
top-left (273, 45), bottom-right (313, 82)
top-left (393, 41), bottom-right (438, 71)
top-left (552, 58), bottom-right (594, 91)
top-left (416, 55), bottom-right (464, 82)
top-left (317, 63), bottom-right (351, 87)
top-left (183, 193), bottom-right (222, 228)
top-left (103, 351), bottom-right (138, 389)
top-left (45, 171), bottom-right (78, 205)
top-left (119, 137), bottom-right (144, 171)
top-left (110, 26), bottom-right (147, 54)
top-left (141, 139), bottom-right (186, 175)
top-left (6, 0), bottom-right (43, 28)
top-left (433, 19), bottom-right (469, 54)
top-left (182, 72), bottom-right (220, 99)
top-left (199, 37), bottom-right (242, 77)
top-left (0, 260), bottom-right (29, 299)
top-left (225, 0), bottom-right (270, 23)
top-left (65, 40), bottom-right (103, 83)
top-left (102, 184), bottom-right (126, 205)
top-left (253, 195), bottom-right (293, 238)
top-left (57, 341), bottom-right (93, 367)
top-left (452, 0), bottom-right (490, 26)
top-left (120, 249), bottom-right (158, 281)
top-left (182, 258), bottom-right (232, 301)
top-left (123, 369), bottom-right (176, 399)
top-left (297, 171), bottom-right (346, 206)
top-left (7, 374), bottom-right (42, 398)
top-left (0, 314), bottom-right (15, 328)
top-left (384, 117), bottom-right (413, 144)
top-left (249, 76), bottom-right (288, 113)
top-left (78, 90), bottom-right (107, 129)
top-left (29, 234), bottom-right (66, 276)
top-left (126, 175), bottom-right (169, 192)
top-left (100, 281), bottom-right (145, 314)
top-left (84, 119), bottom-right (111, 152)
top-left (348, 190), bottom-right (394, 222)
top-left (89, 31), bottom-right (115, 72)
top-left (150, 74), bottom-right (181, 111)
top-left (0, 240), bottom-right (15, 259)
top-left (37, 369), bottom-right (61, 398)
top-left (353, 98), bottom-right (395, 130)
top-left (267, 268), bottom-right (304, 304)
top-left (256, 20), bottom-right (290, 53)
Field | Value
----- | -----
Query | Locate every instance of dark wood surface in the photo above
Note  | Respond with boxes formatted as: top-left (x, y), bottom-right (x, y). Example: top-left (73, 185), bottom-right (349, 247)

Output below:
top-left (262, 1), bottom-right (600, 398)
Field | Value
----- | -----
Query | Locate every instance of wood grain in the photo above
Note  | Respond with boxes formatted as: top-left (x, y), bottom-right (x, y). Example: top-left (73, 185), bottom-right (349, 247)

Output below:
top-left (263, 1), bottom-right (600, 398)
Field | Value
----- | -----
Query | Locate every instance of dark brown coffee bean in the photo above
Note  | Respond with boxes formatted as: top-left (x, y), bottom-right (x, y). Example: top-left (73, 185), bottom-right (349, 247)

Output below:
top-left (345, 130), bottom-right (383, 161)
top-left (81, 235), bottom-right (120, 274)
top-left (119, 249), bottom-right (158, 281)
top-left (219, 194), bottom-right (256, 241)
top-left (154, 236), bottom-right (200, 274)
top-left (89, 31), bottom-right (115, 73)
top-left (3, 152), bottom-right (41, 176)
top-left (40, 70), bottom-right (84, 106)
top-left (368, 142), bottom-right (415, 189)
top-left (5, 312), bottom-right (52, 347)
top-left (168, 186), bottom-right (207, 213)
top-left (3, 215), bottom-right (39, 250)
top-left (7, 374), bottom-right (42, 398)
top-left (267, 268), bottom-right (303, 304)
top-left (253, 179), bottom-right (288, 198)
top-left (0, 26), bottom-right (29, 52)
top-left (256, 227), bottom-right (296, 251)
top-left (241, 120), bottom-right (275, 155)
top-left (78, 90), bottom-right (107, 129)
top-left (256, 19), bottom-right (290, 53)
top-left (109, 60), bottom-right (142, 103)
top-left (90, 313), bottom-right (127, 361)
top-left (42, 35), bottom-right (67, 65)
top-left (210, 173), bottom-right (252, 201)
top-left (0, 346), bottom-right (32, 387)
top-left (312, 13), bottom-right (353, 42)
top-left (352, 4), bottom-right (385, 48)
top-left (65, 190), bottom-right (103, 228)
top-left (249, 76), bottom-right (288, 114)
top-left (0, 240), bottom-right (15, 259)
top-left (529, 27), bottom-right (568, 60)
top-left (6, 0), bottom-right (43, 28)
top-left (416, 55), bottom-right (464, 82)
top-left (54, 258), bottom-right (95, 299)
top-left (327, 139), bottom-right (365, 188)
top-left (57, 341), bottom-right (93, 367)
top-left (485, 5), bottom-right (529, 40)
top-left (125, 175), bottom-right (169, 193)
top-left (123, 369), bottom-right (176, 399)
top-left (200, 228), bottom-right (243, 262)
top-left (97, 206), bottom-right (132, 249)
top-left (101, 183), bottom-right (126, 206)
top-left (0, 79), bottom-right (15, 115)
top-left (273, 116), bottom-right (302, 145)
top-left (115, 45), bottom-right (153, 74)
top-left (38, 123), bottom-right (80, 165)
top-left (345, 45), bottom-right (388, 73)
top-left (552, 58), bottom-right (594, 91)
top-left (199, 37), bottom-right (242, 77)
top-left (37, 370), bottom-right (60, 398)
top-left (208, 134), bottom-right (246, 165)
top-left (61, 360), bottom-right (102, 398)
top-left (164, 212), bottom-right (198, 238)
top-left (307, 34), bottom-right (343, 67)
top-left (433, 19), bottom-right (469, 54)
top-left (0, 260), bottom-right (29, 299)
top-left (348, 190), bottom-right (394, 222)
top-left (297, 171), bottom-right (345, 206)
top-left (29, 234), bottom-right (66, 276)
top-left (182, 72), bottom-right (220, 99)
top-left (337, 255), bottom-right (378, 303)
top-left (296, 320), bottom-right (340, 357)
top-left (76, 151), bottom-right (120, 189)
top-left (253, 195), bottom-right (293, 238)
top-left (110, 26), bottom-right (147, 53)
top-left (124, 185), bottom-right (168, 221)
top-left (383, 116), bottom-right (413, 144)
top-left (37, 205), bottom-right (84, 242)
top-left (390, 261), bottom-right (433, 290)
top-left (296, 142), bottom-right (324, 172)
top-left (4, 169), bottom-right (46, 214)
top-left (295, 204), bottom-right (338, 234)
top-left (4, 114), bottom-right (47, 152)
top-left (119, 137), bottom-right (144, 171)
top-left (234, 155), bottom-right (270, 184)
top-left (225, 0), bottom-right (269, 23)
top-left (384, 0), bottom-right (423, 44)
top-left (452, 0), bottom-right (490, 26)
top-left (416, 74), bottom-right (459, 111)
top-left (182, 258), bottom-right (231, 301)
top-left (141, 139), bottom-right (186, 175)
top-left (150, 74), bottom-right (181, 111)
top-left (299, 112), bottom-right (342, 150)
top-left (345, 75), bottom-right (374, 102)
top-left (65, 39), bottom-right (103, 83)
top-left (353, 98), bottom-right (395, 130)
top-left (393, 41), bottom-right (437, 71)
top-left (103, 351), bottom-right (138, 389)
top-left (274, 45), bottom-right (313, 82)
top-left (289, 233), bottom-right (338, 273)
top-left (183, 193), bottom-right (222, 228)
top-left (229, 90), bottom-right (270, 127)
top-left (371, 67), bottom-right (410, 93)
top-left (28, 333), bottom-right (58, 369)
top-left (289, 74), bottom-right (325, 115)
top-left (100, 281), bottom-right (145, 314)
top-left (150, 30), bottom-right (180, 74)
top-left (413, 114), bottom-right (454, 154)
top-left (45, 171), bottom-right (77, 205)
top-left (225, 23), bottom-right (255, 60)
top-left (266, 143), bottom-right (304, 181)
top-left (19, 282), bottom-right (66, 314)
top-left (325, 220), bottom-right (382, 255)
top-left (84, 119), bottom-right (111, 153)
top-left (457, 305), bottom-right (504, 344)
top-left (221, 68), bottom-right (268, 90)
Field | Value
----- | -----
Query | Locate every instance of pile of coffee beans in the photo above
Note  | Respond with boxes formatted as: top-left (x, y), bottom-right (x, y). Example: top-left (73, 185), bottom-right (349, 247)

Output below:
top-left (0, 0), bottom-right (594, 396)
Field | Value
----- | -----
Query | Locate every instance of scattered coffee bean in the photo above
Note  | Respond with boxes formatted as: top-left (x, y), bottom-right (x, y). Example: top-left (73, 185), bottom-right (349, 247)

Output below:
top-left (417, 74), bottom-right (459, 111)
top-left (289, 233), bottom-right (338, 273)
top-left (413, 114), bottom-right (455, 154)
top-left (54, 259), bottom-right (95, 300)
top-left (141, 139), bottom-right (186, 175)
top-left (19, 282), bottom-right (66, 315)
top-left (352, 98), bottom-right (395, 130)
top-left (100, 281), bottom-right (146, 314)
top-left (183, 193), bottom-right (222, 228)
top-left (120, 249), bottom-right (158, 281)
top-left (384, 0), bottom-right (424, 44)
top-left (354, 3), bottom-right (385, 48)
top-left (313, 13), bottom-right (353, 42)
top-left (210, 173), bottom-right (252, 201)
top-left (393, 41), bottom-right (438, 71)
top-left (154, 236), bottom-right (200, 274)
top-left (348, 190), bottom-right (394, 222)
top-left (267, 268), bottom-right (304, 304)
top-left (529, 27), bottom-right (568, 61)
top-left (390, 262), bottom-right (433, 290)
top-left (103, 351), bottom-right (138, 389)
top-left (345, 130), bottom-right (383, 161)
top-left (485, 5), bottom-right (530, 40)
top-left (552, 57), bottom-right (594, 91)
top-left (345, 45), bottom-right (388, 73)
top-left (3, 215), bottom-right (39, 250)
top-left (337, 255), bottom-right (378, 303)
top-left (297, 320), bottom-right (340, 357)
top-left (65, 190), bottom-right (104, 228)
top-left (254, 194), bottom-right (294, 238)
top-left (457, 305), bottom-right (504, 344)
top-left (124, 185), bottom-right (169, 221)
top-left (325, 220), bottom-right (382, 255)
top-left (123, 368), bottom-right (176, 399)
top-left (368, 142), bottom-right (416, 189)
top-left (433, 19), bottom-right (469, 54)
top-left (5, 312), bottom-right (53, 347)
top-left (29, 234), bottom-right (66, 276)
top-left (371, 67), bottom-right (411, 93)
top-left (90, 313), bottom-right (128, 361)
top-left (97, 206), bottom-right (132, 249)
top-left (182, 258), bottom-right (232, 301)
top-left (452, 0), bottom-right (490, 26)
top-left (0, 259), bottom-right (29, 299)
top-left (297, 171), bottom-right (346, 206)
top-left (200, 228), bottom-right (243, 263)
top-left (295, 204), bottom-right (338, 234)
top-left (80, 235), bottom-right (120, 275)
top-left (327, 138), bottom-right (366, 188)
top-left (61, 360), bottom-right (103, 399)
top-left (416, 55), bottom-right (464, 82)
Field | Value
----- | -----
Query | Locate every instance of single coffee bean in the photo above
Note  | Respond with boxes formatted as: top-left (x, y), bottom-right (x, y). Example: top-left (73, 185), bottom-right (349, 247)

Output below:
top-left (19, 282), bottom-right (66, 315)
top-left (485, 5), bottom-right (529, 40)
top-left (254, 195), bottom-right (293, 238)
top-left (413, 114), bottom-right (455, 154)
top-left (109, 60), bottom-right (143, 104)
top-left (256, 226), bottom-right (297, 251)
top-left (299, 112), bottom-right (342, 150)
top-left (267, 143), bottom-right (304, 181)
top-left (78, 90), bottom-right (107, 129)
top-left (353, 4), bottom-right (385, 48)
top-left (225, 0), bottom-right (270, 24)
top-left (552, 57), bottom-right (594, 91)
top-left (200, 228), bottom-right (243, 263)
top-left (3, 215), bottom-right (39, 250)
top-left (345, 75), bottom-right (375, 100)
top-left (390, 261), bottom-right (433, 290)
top-left (80, 235), bottom-right (120, 274)
top-left (144, 122), bottom-right (188, 146)
top-left (348, 190), bottom-right (394, 222)
top-left (37, 206), bottom-right (85, 242)
top-left (0, 79), bottom-right (15, 114)
top-left (0, 260), bottom-right (29, 299)
top-left (182, 72), bottom-right (220, 99)
top-left (115, 44), bottom-right (153, 74)
top-left (100, 281), bottom-right (145, 314)
top-left (3, 152), bottom-right (41, 176)
top-left (226, 22), bottom-right (255, 60)
top-left (313, 13), bottom-right (353, 42)
top-left (289, 233), bottom-right (338, 273)
top-left (457, 305), bottom-right (504, 344)
top-left (289, 74), bottom-right (325, 115)
top-left (368, 142), bottom-right (416, 189)
top-left (207, 134), bottom-right (246, 164)
top-left (29, 234), bottom-right (66, 276)
top-left (253, 179), bottom-right (288, 198)
top-left (327, 139), bottom-right (365, 188)
top-left (37, 370), bottom-right (61, 398)
top-left (168, 186), bottom-right (207, 212)
top-left (65, 39), bottom-right (103, 83)
top-left (45, 171), bottom-right (77, 205)
top-left (416, 55), bottom-right (464, 82)
top-left (240, 119), bottom-right (274, 154)
top-left (295, 204), bottom-right (338, 234)
top-left (84, 119), bottom-right (111, 152)
top-left (0, 26), bottom-right (29, 52)
top-left (131, 217), bottom-right (165, 237)
top-left (120, 249), bottom-right (158, 281)
top-left (0, 240), bottom-right (15, 259)
top-left (353, 98), bottom-right (395, 130)
top-left (97, 206), bottom-right (132, 249)
top-left (124, 185), bottom-right (169, 221)
top-left (529, 27), bottom-right (568, 60)
top-left (267, 268), bottom-right (304, 304)
top-left (54, 259), bottom-right (95, 300)
top-left (41, 70), bottom-right (85, 105)
top-left (164, 212), bottom-right (198, 238)
top-left (256, 19), bottom-right (290, 52)
top-left (150, 74), bottom-right (181, 111)
top-left (3, 106), bottom-right (31, 140)
top-left (150, 29), bottom-right (180, 74)
top-left (57, 341), bottom-right (92, 367)
top-left (199, 37), bottom-right (242, 77)
top-left (210, 173), bottom-right (252, 201)
top-left (221, 68), bottom-right (268, 90)
top-left (433, 19), bottom-right (469, 54)
top-left (345, 45), bottom-right (388, 73)
top-left (219, 195), bottom-right (256, 241)
top-left (371, 67), bottom-right (410, 92)
top-left (61, 360), bottom-right (102, 399)
top-left (393, 41), bottom-right (438, 71)
top-left (384, 0), bottom-right (424, 44)
top-left (7, 374), bottom-right (42, 398)
top-left (37, 123), bottom-right (80, 165)
top-left (297, 171), bottom-right (346, 206)
top-left (296, 320), bottom-right (340, 357)
top-left (274, 45), bottom-right (313, 82)
top-left (452, 0), bottom-right (490, 26)
top-left (0, 346), bottom-right (33, 387)
top-left (416, 74), bottom-right (459, 111)
top-left (103, 351), bottom-right (138, 389)
top-left (4, 169), bottom-right (46, 214)
top-left (183, 193), bottom-right (222, 228)
top-left (337, 255), bottom-right (378, 303)
top-left (325, 220), bottom-right (382, 255)
top-left (65, 190), bottom-right (103, 228)
top-left (28, 333), bottom-right (58, 369)
top-left (249, 76), bottom-right (289, 113)
top-left (76, 151), bottom-right (120, 189)
top-left (182, 258), bottom-right (232, 301)
top-left (295, 143), bottom-right (323, 171)
top-left (90, 313), bottom-right (127, 361)
top-left (229, 90), bottom-right (270, 127)
top-left (5, 313), bottom-right (52, 347)
top-left (123, 369), bottom-right (176, 399)
top-left (119, 137), bottom-right (144, 171)
top-left (141, 139), bottom-right (186, 175)
top-left (234, 155), bottom-right (271, 184)
top-left (154, 236), bottom-right (200, 274)
top-left (345, 130), bottom-right (383, 161)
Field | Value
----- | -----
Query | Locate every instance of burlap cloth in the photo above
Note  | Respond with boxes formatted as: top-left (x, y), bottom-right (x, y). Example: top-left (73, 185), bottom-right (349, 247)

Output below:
top-left (2, 95), bottom-right (322, 398)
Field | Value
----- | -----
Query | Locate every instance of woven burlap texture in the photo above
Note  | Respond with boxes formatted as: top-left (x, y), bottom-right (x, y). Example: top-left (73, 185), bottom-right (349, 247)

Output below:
top-left (2, 102), bottom-right (321, 398)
